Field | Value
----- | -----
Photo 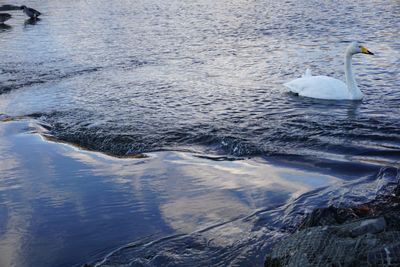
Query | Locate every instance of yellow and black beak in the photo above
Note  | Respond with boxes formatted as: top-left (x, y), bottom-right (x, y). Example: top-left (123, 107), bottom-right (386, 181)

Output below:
top-left (361, 46), bottom-right (374, 55)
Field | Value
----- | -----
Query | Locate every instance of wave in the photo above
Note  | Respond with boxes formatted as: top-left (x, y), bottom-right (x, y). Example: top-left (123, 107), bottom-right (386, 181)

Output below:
top-left (4, 107), bottom-right (393, 180)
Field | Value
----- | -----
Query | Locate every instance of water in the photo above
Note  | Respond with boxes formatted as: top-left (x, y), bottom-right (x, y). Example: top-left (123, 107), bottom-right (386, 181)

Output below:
top-left (0, 0), bottom-right (399, 266)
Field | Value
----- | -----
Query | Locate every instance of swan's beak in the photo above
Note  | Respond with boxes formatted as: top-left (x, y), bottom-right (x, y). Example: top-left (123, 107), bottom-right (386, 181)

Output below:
top-left (361, 46), bottom-right (374, 55)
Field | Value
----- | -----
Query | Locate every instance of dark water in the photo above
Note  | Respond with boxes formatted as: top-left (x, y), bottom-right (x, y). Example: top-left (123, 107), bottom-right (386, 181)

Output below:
top-left (0, 0), bottom-right (399, 266)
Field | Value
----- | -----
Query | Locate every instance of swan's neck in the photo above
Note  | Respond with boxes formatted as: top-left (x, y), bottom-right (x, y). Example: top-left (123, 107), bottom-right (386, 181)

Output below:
top-left (345, 52), bottom-right (363, 99)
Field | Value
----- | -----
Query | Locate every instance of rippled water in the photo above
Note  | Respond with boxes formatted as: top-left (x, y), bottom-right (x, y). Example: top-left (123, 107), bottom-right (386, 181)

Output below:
top-left (0, 0), bottom-right (399, 266)
top-left (1, 0), bottom-right (399, 165)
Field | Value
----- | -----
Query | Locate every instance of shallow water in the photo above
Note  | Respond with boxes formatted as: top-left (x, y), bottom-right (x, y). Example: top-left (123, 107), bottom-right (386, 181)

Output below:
top-left (0, 121), bottom-right (398, 267)
top-left (0, 0), bottom-right (399, 266)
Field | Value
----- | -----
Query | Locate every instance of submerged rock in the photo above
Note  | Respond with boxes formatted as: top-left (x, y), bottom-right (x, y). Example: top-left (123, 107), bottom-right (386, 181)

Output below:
top-left (350, 217), bottom-right (386, 237)
top-left (0, 13), bottom-right (11, 23)
top-left (0, 4), bottom-right (20, 11)
top-left (265, 182), bottom-right (400, 267)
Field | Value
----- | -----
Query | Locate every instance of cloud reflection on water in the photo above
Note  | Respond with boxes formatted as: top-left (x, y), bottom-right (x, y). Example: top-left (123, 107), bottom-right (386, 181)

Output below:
top-left (0, 121), bottom-right (341, 266)
top-left (59, 135), bottom-right (340, 245)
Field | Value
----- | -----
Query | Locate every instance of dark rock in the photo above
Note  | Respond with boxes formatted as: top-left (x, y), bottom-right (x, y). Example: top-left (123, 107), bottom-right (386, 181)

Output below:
top-left (0, 5), bottom-right (20, 11)
top-left (299, 206), bottom-right (358, 229)
top-left (350, 217), bottom-right (386, 237)
top-left (265, 182), bottom-right (400, 267)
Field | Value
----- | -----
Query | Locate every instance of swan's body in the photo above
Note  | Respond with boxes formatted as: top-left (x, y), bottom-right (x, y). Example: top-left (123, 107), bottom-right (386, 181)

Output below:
top-left (286, 74), bottom-right (354, 100)
top-left (284, 42), bottom-right (374, 100)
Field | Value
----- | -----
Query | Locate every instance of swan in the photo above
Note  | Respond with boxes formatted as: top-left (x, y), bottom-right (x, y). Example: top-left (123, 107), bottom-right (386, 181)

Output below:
top-left (284, 42), bottom-right (374, 100)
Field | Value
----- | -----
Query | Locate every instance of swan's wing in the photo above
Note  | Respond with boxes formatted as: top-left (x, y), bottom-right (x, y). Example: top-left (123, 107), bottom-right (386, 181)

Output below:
top-left (302, 68), bottom-right (312, 78)
top-left (284, 78), bottom-right (305, 94)
top-left (284, 76), bottom-right (351, 100)
top-left (285, 69), bottom-right (312, 93)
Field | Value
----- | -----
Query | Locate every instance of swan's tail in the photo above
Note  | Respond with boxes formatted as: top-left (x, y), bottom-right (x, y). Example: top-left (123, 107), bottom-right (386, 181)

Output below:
top-left (302, 68), bottom-right (312, 78)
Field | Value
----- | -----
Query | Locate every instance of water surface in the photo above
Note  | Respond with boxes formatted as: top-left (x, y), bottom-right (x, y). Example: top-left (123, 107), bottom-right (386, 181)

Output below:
top-left (0, 0), bottom-right (399, 266)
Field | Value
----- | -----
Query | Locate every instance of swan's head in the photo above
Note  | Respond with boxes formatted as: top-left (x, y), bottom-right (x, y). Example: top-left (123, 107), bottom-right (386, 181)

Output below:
top-left (347, 42), bottom-right (374, 55)
top-left (20, 5), bottom-right (26, 10)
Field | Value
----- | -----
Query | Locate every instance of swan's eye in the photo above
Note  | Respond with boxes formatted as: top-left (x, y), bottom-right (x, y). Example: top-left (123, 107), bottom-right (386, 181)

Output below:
top-left (358, 46), bottom-right (362, 48)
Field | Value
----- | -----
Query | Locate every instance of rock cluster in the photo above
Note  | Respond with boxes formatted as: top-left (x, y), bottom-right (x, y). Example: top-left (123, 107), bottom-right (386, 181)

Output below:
top-left (265, 184), bottom-right (400, 267)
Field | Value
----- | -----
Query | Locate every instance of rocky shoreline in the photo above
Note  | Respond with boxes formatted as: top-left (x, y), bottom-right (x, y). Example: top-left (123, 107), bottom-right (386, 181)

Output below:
top-left (265, 180), bottom-right (400, 266)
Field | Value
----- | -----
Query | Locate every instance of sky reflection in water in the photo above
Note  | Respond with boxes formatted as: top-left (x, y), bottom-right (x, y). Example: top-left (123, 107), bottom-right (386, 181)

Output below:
top-left (0, 121), bottom-right (341, 266)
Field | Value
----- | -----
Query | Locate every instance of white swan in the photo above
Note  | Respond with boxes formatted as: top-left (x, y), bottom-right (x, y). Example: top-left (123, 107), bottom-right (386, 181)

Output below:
top-left (284, 42), bottom-right (374, 100)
